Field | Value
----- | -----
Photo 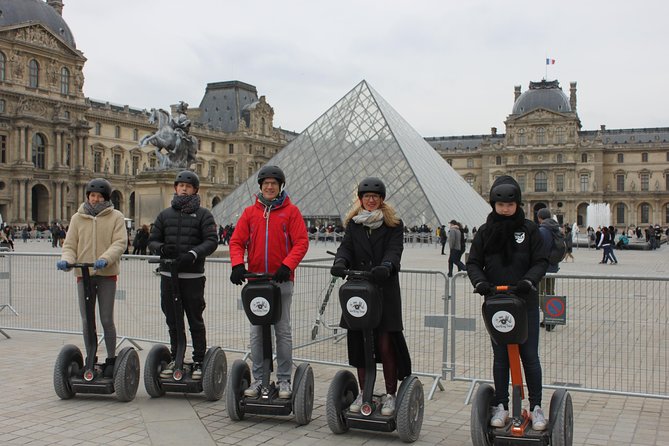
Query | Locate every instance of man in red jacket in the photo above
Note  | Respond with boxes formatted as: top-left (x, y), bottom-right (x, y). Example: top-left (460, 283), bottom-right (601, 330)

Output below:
top-left (229, 165), bottom-right (309, 399)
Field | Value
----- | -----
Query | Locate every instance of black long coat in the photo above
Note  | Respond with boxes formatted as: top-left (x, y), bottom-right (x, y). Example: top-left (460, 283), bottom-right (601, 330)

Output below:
top-left (334, 218), bottom-right (411, 378)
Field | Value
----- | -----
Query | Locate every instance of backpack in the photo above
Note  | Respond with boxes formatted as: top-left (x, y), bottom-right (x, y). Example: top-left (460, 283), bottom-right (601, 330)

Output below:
top-left (548, 228), bottom-right (567, 265)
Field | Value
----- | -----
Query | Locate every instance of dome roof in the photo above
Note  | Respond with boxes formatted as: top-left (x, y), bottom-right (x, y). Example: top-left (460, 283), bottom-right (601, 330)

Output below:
top-left (0, 0), bottom-right (76, 48)
top-left (512, 80), bottom-right (571, 115)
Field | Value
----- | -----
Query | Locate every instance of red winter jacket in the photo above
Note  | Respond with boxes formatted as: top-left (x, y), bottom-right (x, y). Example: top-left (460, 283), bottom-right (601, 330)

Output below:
top-left (229, 194), bottom-right (309, 280)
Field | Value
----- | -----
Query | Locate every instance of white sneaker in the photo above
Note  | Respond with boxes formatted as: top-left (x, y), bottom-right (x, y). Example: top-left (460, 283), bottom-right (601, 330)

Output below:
top-left (160, 361), bottom-right (175, 379)
top-left (531, 405), bottom-right (547, 431)
top-left (191, 363), bottom-right (202, 381)
top-left (244, 379), bottom-right (262, 397)
top-left (490, 403), bottom-right (509, 427)
top-left (349, 393), bottom-right (363, 412)
top-left (381, 394), bottom-right (396, 416)
top-left (278, 380), bottom-right (292, 398)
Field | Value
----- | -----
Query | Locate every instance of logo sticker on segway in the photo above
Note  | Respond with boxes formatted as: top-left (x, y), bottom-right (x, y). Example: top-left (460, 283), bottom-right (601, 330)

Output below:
top-left (346, 296), bottom-right (367, 317)
top-left (492, 311), bottom-right (515, 332)
top-left (250, 297), bottom-right (270, 316)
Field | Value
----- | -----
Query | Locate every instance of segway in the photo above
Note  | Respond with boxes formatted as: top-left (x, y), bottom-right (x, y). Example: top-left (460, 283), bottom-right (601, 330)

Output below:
top-left (470, 285), bottom-right (573, 446)
top-left (325, 269), bottom-right (424, 443)
top-left (226, 273), bottom-right (314, 425)
top-left (53, 263), bottom-right (140, 402)
top-left (143, 258), bottom-right (227, 401)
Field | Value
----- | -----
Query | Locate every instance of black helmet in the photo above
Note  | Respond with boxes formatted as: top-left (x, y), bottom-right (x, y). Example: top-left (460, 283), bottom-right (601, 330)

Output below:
top-left (85, 178), bottom-right (111, 201)
top-left (174, 170), bottom-right (200, 190)
top-left (257, 165), bottom-right (285, 187)
top-left (489, 175), bottom-right (521, 204)
top-left (357, 177), bottom-right (386, 199)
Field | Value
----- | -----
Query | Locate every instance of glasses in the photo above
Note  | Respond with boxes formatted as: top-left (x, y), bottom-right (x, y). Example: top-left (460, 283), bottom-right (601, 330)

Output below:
top-left (362, 193), bottom-right (381, 201)
top-left (262, 180), bottom-right (280, 187)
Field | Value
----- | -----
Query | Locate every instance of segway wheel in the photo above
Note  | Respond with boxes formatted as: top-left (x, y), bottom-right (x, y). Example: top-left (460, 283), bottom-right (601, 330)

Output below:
top-left (326, 370), bottom-right (358, 434)
top-left (202, 347), bottom-right (227, 401)
top-left (114, 347), bottom-right (140, 402)
top-left (144, 344), bottom-right (171, 398)
top-left (470, 383), bottom-right (494, 446)
top-left (53, 344), bottom-right (83, 400)
top-left (396, 376), bottom-right (424, 443)
top-left (549, 389), bottom-right (573, 446)
top-left (226, 360), bottom-right (250, 421)
top-left (293, 363), bottom-right (314, 425)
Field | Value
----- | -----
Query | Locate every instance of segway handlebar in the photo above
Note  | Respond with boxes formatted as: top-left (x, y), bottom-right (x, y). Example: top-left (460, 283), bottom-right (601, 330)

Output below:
top-left (243, 272), bottom-right (273, 280)
top-left (341, 269), bottom-right (373, 280)
top-left (66, 262), bottom-right (96, 268)
top-left (147, 258), bottom-right (176, 265)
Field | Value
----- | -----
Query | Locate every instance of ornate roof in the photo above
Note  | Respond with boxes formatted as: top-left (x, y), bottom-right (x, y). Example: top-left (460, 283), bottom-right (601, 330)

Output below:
top-left (0, 0), bottom-right (76, 48)
top-left (512, 79), bottom-right (571, 115)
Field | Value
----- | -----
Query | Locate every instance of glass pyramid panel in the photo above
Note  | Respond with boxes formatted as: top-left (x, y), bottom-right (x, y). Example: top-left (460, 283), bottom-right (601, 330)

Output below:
top-left (212, 80), bottom-right (491, 230)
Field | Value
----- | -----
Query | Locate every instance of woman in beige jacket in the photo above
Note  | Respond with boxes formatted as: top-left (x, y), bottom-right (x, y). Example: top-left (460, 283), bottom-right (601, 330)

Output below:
top-left (57, 178), bottom-right (127, 369)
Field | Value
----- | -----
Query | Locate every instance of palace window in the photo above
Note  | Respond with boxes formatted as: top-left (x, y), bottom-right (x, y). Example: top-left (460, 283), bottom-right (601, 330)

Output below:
top-left (211, 142), bottom-right (216, 153)
top-left (518, 154), bottom-right (525, 165)
top-left (466, 158), bottom-right (473, 168)
top-left (534, 172), bottom-right (547, 192)
top-left (556, 174), bottom-right (564, 192)
top-left (666, 174), bottom-right (669, 191)
top-left (641, 173), bottom-right (649, 191)
top-left (616, 203), bottom-right (626, 225)
top-left (556, 153), bottom-right (563, 164)
top-left (228, 143), bottom-right (234, 154)
top-left (556, 127), bottom-right (565, 144)
top-left (133, 129), bottom-right (138, 141)
top-left (210, 164), bottom-right (217, 180)
top-left (495, 155), bottom-right (501, 166)
top-left (0, 135), bottom-right (6, 163)
top-left (617, 153), bottom-right (624, 163)
top-left (60, 67), bottom-right (69, 95)
top-left (446, 159), bottom-right (452, 166)
top-left (227, 166), bottom-right (235, 185)
top-left (537, 127), bottom-right (546, 145)
top-left (113, 154), bottom-right (121, 175)
top-left (641, 152), bottom-right (648, 162)
top-left (581, 153), bottom-right (588, 163)
top-left (640, 203), bottom-right (650, 224)
top-left (616, 174), bottom-right (625, 192)
top-left (0, 99), bottom-right (5, 113)
top-left (65, 143), bottom-right (71, 167)
top-left (93, 151), bottom-right (102, 173)
top-left (465, 175), bottom-right (474, 187)
top-left (28, 59), bottom-right (39, 88)
top-left (580, 174), bottom-right (589, 192)
top-left (518, 128), bottom-right (526, 145)
top-left (665, 205), bottom-right (669, 224)
top-left (31, 134), bottom-right (46, 169)
top-left (132, 156), bottom-right (139, 175)
top-left (517, 175), bottom-right (526, 192)
top-left (0, 52), bottom-right (5, 81)
top-left (115, 126), bottom-right (121, 138)
top-left (95, 122), bottom-right (101, 136)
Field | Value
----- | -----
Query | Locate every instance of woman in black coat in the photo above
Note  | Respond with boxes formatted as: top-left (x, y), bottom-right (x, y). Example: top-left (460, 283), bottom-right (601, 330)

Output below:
top-left (331, 177), bottom-right (411, 417)
top-left (466, 175), bottom-right (549, 431)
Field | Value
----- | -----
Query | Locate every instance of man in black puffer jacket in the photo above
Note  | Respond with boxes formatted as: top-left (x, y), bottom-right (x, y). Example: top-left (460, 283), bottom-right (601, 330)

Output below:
top-left (148, 170), bottom-right (218, 380)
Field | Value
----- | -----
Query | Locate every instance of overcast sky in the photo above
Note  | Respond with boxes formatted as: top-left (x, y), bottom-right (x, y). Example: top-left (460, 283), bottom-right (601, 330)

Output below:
top-left (61, 0), bottom-right (669, 137)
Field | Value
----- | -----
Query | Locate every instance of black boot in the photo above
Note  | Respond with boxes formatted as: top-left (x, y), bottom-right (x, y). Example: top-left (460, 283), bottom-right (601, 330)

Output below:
top-left (103, 357), bottom-right (116, 378)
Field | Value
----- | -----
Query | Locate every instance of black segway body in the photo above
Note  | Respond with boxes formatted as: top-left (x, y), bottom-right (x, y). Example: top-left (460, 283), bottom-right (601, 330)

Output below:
top-left (226, 274), bottom-right (313, 424)
top-left (143, 258), bottom-right (226, 400)
top-left (471, 286), bottom-right (572, 446)
top-left (326, 270), bottom-right (424, 442)
top-left (53, 263), bottom-right (139, 401)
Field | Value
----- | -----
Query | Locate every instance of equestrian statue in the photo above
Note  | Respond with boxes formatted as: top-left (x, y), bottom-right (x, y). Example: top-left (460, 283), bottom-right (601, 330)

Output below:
top-left (139, 101), bottom-right (198, 169)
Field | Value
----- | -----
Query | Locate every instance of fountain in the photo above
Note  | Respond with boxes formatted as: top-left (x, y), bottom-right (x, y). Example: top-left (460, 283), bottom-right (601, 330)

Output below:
top-left (586, 202), bottom-right (611, 229)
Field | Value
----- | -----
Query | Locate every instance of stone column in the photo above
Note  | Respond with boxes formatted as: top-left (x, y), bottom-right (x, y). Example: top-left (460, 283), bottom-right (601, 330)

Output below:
top-left (17, 178), bottom-right (26, 222)
top-left (53, 131), bottom-right (61, 168)
top-left (25, 179), bottom-right (32, 224)
top-left (54, 181), bottom-right (61, 221)
top-left (11, 179), bottom-right (20, 222)
top-left (25, 126), bottom-right (32, 163)
top-left (17, 126), bottom-right (24, 162)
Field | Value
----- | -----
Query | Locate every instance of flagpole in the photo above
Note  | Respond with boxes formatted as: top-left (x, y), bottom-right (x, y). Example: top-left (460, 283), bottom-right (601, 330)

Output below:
top-left (545, 55), bottom-right (547, 80)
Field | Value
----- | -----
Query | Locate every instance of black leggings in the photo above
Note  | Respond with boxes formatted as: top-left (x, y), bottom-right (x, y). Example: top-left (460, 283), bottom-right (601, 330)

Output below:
top-left (357, 332), bottom-right (398, 395)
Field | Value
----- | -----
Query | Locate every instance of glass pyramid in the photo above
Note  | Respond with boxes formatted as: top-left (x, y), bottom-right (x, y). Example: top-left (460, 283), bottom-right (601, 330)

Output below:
top-left (212, 80), bottom-right (491, 229)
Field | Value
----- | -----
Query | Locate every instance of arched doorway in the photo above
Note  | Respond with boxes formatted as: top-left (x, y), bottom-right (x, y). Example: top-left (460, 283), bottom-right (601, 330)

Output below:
top-left (532, 202), bottom-right (547, 223)
top-left (576, 202), bottom-right (588, 227)
top-left (31, 184), bottom-right (50, 225)
top-left (111, 190), bottom-right (123, 213)
top-left (212, 196), bottom-right (221, 208)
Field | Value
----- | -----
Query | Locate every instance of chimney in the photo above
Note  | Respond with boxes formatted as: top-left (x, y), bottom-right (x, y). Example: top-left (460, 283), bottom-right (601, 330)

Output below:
top-left (514, 85), bottom-right (521, 101)
top-left (47, 1), bottom-right (64, 15)
top-left (570, 82), bottom-right (577, 112)
top-left (491, 127), bottom-right (497, 136)
top-left (600, 124), bottom-right (606, 131)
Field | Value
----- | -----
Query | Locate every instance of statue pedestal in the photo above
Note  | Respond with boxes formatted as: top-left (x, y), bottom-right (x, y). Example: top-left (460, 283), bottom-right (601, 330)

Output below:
top-left (133, 169), bottom-right (181, 227)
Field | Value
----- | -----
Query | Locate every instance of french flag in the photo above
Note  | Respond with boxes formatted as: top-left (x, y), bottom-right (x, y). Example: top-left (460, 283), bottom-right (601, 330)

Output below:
top-left (546, 58), bottom-right (556, 65)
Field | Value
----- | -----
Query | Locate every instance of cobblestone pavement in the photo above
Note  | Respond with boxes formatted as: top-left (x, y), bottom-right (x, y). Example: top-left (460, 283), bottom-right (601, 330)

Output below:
top-left (1, 240), bottom-right (668, 445)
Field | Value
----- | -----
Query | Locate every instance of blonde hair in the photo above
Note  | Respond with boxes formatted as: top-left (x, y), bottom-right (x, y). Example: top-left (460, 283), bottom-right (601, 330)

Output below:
top-left (344, 200), bottom-right (401, 227)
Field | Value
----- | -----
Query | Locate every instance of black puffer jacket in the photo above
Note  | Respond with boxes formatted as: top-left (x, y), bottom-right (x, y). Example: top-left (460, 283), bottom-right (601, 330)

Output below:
top-left (466, 219), bottom-right (548, 308)
top-left (148, 205), bottom-right (218, 273)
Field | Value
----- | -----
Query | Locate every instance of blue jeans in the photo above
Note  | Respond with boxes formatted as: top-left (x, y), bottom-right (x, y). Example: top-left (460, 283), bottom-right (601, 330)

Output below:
top-left (250, 281), bottom-right (293, 382)
top-left (491, 305), bottom-right (542, 409)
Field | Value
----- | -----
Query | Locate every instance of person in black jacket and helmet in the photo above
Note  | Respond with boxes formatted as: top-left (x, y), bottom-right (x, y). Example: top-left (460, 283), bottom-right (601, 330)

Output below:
top-left (148, 170), bottom-right (218, 380)
top-left (466, 175), bottom-right (549, 431)
top-left (330, 177), bottom-right (411, 417)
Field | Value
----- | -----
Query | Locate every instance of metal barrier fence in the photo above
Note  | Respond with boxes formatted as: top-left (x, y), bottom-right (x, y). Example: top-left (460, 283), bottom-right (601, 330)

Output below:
top-left (0, 252), bottom-right (448, 398)
top-left (449, 271), bottom-right (669, 400)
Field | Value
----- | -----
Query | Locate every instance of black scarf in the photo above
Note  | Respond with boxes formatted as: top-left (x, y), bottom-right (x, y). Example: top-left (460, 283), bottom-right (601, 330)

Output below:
top-left (171, 194), bottom-right (200, 214)
top-left (483, 207), bottom-right (526, 263)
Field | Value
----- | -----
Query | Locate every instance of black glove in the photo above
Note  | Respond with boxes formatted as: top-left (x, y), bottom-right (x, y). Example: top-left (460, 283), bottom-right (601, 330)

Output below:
top-left (516, 279), bottom-right (534, 294)
top-left (273, 264), bottom-right (291, 283)
top-left (230, 264), bottom-right (247, 285)
top-left (177, 252), bottom-right (195, 271)
top-left (371, 264), bottom-right (391, 283)
top-left (161, 244), bottom-right (178, 258)
top-left (474, 281), bottom-right (492, 296)
top-left (330, 260), bottom-right (347, 278)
